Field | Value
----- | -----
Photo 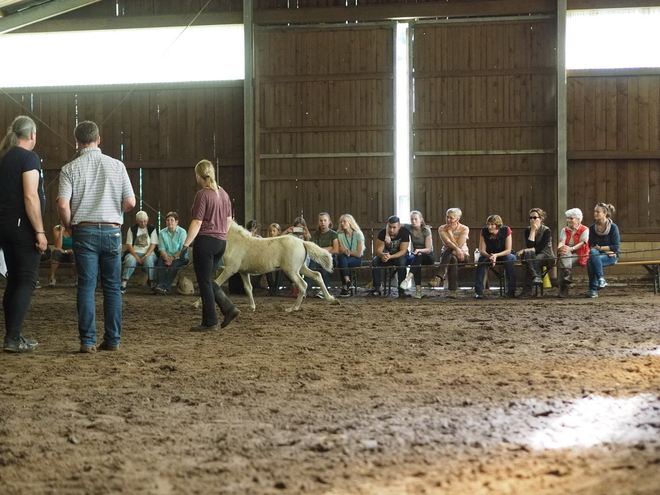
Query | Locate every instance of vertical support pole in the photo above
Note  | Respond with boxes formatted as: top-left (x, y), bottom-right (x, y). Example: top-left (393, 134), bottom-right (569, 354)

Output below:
top-left (556, 0), bottom-right (568, 227)
top-left (244, 0), bottom-right (256, 223)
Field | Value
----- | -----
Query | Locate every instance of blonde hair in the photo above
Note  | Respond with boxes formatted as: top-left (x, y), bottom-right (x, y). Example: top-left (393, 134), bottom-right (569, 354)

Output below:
top-left (0, 116), bottom-right (36, 160)
top-left (268, 223), bottom-right (282, 236)
top-left (195, 159), bottom-right (218, 192)
top-left (446, 207), bottom-right (462, 219)
top-left (337, 214), bottom-right (362, 234)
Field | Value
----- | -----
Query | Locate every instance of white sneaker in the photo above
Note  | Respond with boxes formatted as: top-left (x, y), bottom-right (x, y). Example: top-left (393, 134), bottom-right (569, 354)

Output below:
top-left (413, 289), bottom-right (422, 299)
top-left (315, 291), bottom-right (325, 299)
top-left (48, 279), bottom-right (56, 287)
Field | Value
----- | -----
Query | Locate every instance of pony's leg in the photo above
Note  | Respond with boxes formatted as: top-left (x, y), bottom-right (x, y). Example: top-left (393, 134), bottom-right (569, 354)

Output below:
top-left (300, 265), bottom-right (339, 305)
top-left (240, 272), bottom-right (256, 311)
top-left (284, 270), bottom-right (307, 312)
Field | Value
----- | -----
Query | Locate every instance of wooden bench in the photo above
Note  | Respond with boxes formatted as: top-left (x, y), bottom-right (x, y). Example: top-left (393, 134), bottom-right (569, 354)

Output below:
top-left (607, 260), bottom-right (660, 294)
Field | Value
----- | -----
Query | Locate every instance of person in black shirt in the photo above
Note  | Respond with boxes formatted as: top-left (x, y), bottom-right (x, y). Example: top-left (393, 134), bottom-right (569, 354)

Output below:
top-left (0, 116), bottom-right (48, 353)
top-left (370, 215), bottom-right (411, 298)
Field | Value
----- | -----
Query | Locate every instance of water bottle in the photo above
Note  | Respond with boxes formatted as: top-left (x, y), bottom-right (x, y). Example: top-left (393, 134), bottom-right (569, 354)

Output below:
top-left (474, 248), bottom-right (480, 266)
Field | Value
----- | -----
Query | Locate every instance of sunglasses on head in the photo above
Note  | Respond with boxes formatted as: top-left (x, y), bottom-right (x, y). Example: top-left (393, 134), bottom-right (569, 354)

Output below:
top-left (529, 216), bottom-right (540, 220)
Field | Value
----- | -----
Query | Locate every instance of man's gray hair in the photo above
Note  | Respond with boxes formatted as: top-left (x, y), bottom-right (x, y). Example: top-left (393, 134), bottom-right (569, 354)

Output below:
top-left (446, 207), bottom-right (462, 219)
top-left (136, 211), bottom-right (149, 221)
top-left (565, 208), bottom-right (583, 221)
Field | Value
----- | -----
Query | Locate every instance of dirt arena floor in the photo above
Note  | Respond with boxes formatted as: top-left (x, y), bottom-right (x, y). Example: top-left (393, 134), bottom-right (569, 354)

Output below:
top-left (1, 281), bottom-right (660, 495)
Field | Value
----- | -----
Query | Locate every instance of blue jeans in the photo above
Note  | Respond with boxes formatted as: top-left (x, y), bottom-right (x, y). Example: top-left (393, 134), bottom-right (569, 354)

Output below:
top-left (408, 252), bottom-right (435, 287)
top-left (0, 213), bottom-right (41, 343)
top-left (156, 257), bottom-right (188, 291)
top-left (475, 254), bottom-right (516, 294)
top-left (372, 255), bottom-right (407, 289)
top-left (306, 256), bottom-right (336, 289)
top-left (336, 254), bottom-right (362, 282)
top-left (587, 248), bottom-right (618, 290)
top-left (122, 252), bottom-right (157, 281)
top-left (73, 225), bottom-right (123, 347)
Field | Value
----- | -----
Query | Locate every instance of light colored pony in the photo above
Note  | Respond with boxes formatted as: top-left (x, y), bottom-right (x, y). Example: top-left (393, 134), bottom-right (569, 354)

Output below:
top-left (195, 221), bottom-right (339, 312)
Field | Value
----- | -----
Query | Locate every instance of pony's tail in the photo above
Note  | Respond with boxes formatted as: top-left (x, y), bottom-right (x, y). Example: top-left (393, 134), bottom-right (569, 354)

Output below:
top-left (303, 241), bottom-right (333, 272)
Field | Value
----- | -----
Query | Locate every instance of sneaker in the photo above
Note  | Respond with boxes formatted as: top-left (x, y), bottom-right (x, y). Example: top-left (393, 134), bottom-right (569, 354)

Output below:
top-left (35, 280), bottom-right (41, 289)
top-left (448, 290), bottom-right (458, 299)
top-left (4, 339), bottom-right (36, 353)
top-left (339, 288), bottom-right (350, 297)
top-left (399, 274), bottom-right (412, 290)
top-left (20, 335), bottom-right (38, 347)
top-left (428, 276), bottom-right (443, 287)
top-left (474, 292), bottom-right (484, 300)
top-left (532, 276), bottom-right (543, 285)
top-left (79, 345), bottom-right (96, 354)
top-left (48, 279), bottom-right (56, 287)
top-left (120, 285), bottom-right (127, 294)
top-left (413, 289), bottom-right (422, 299)
top-left (315, 291), bottom-right (325, 299)
top-left (585, 289), bottom-right (599, 298)
top-left (598, 278), bottom-right (608, 288)
top-left (368, 290), bottom-right (382, 298)
top-left (502, 290), bottom-right (517, 299)
top-left (98, 341), bottom-right (118, 351)
top-left (398, 290), bottom-right (411, 299)
top-left (153, 286), bottom-right (168, 296)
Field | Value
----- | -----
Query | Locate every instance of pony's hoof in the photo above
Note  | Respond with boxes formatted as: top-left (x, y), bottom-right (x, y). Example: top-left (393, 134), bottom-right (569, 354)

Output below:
top-left (329, 297), bottom-right (340, 305)
top-left (191, 300), bottom-right (201, 309)
top-left (250, 306), bottom-right (256, 312)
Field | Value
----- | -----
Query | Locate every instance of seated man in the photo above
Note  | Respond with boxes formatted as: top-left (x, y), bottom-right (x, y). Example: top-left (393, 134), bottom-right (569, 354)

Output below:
top-left (371, 215), bottom-right (411, 298)
top-left (121, 210), bottom-right (158, 293)
top-left (153, 211), bottom-right (189, 295)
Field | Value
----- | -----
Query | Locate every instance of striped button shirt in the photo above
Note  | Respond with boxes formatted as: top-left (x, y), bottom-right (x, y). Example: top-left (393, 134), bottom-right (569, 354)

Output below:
top-left (58, 147), bottom-right (134, 226)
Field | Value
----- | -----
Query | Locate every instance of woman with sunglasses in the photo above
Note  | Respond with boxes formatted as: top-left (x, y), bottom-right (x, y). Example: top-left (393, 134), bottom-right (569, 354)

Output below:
top-left (516, 208), bottom-right (554, 297)
top-left (585, 203), bottom-right (619, 298)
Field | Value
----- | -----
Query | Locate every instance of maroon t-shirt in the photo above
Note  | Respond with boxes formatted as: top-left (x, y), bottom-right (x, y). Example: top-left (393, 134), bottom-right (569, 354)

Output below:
top-left (190, 187), bottom-right (232, 240)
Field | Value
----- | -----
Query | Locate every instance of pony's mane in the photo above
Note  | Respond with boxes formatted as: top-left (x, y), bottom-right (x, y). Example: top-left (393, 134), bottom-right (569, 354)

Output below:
top-left (231, 221), bottom-right (253, 239)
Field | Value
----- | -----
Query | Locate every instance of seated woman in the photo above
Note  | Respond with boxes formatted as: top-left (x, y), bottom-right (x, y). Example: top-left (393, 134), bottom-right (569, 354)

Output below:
top-left (433, 207), bottom-right (469, 298)
top-left (336, 214), bottom-right (365, 297)
top-left (585, 203), bottom-right (619, 298)
top-left (266, 223), bottom-right (283, 296)
top-left (516, 207), bottom-right (554, 297)
top-left (49, 224), bottom-right (76, 287)
top-left (556, 208), bottom-right (589, 298)
top-left (401, 210), bottom-right (434, 299)
top-left (474, 215), bottom-right (516, 299)
top-left (306, 212), bottom-right (339, 296)
top-left (153, 211), bottom-right (188, 295)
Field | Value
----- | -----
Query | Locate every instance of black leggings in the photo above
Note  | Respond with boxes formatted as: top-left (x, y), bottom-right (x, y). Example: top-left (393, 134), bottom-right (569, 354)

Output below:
top-left (0, 215), bottom-right (41, 342)
top-left (192, 235), bottom-right (235, 326)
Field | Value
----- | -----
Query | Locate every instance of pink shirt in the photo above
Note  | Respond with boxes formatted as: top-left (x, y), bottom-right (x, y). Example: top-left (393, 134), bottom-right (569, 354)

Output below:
top-left (191, 187), bottom-right (232, 240)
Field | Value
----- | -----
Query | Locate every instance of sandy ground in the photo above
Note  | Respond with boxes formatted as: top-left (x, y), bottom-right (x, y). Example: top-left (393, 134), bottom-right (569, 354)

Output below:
top-left (1, 282), bottom-right (659, 495)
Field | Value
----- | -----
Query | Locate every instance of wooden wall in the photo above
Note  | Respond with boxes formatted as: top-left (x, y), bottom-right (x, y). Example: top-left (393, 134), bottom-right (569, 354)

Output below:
top-left (411, 18), bottom-right (557, 236)
top-left (0, 83), bottom-right (244, 238)
top-left (255, 25), bottom-right (394, 256)
top-left (567, 72), bottom-right (660, 241)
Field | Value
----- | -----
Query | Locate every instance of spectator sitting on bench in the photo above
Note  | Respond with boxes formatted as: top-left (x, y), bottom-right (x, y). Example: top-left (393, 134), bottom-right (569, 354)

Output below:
top-left (474, 214), bottom-right (516, 299)
top-left (153, 211), bottom-right (188, 295)
top-left (585, 203), bottom-right (619, 298)
top-left (435, 207), bottom-right (470, 299)
top-left (370, 215), bottom-right (410, 298)
top-left (336, 213), bottom-right (364, 297)
top-left (401, 210), bottom-right (434, 299)
top-left (49, 224), bottom-right (76, 287)
top-left (121, 210), bottom-right (158, 293)
top-left (557, 208), bottom-right (589, 298)
top-left (306, 212), bottom-right (339, 298)
top-left (516, 207), bottom-right (554, 298)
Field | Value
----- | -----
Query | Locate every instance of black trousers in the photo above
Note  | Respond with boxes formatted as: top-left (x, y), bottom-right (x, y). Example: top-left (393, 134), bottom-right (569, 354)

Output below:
top-left (0, 214), bottom-right (41, 342)
top-left (192, 235), bottom-right (235, 326)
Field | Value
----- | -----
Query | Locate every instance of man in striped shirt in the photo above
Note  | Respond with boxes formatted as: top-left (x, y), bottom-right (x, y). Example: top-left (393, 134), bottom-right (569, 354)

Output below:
top-left (57, 121), bottom-right (136, 354)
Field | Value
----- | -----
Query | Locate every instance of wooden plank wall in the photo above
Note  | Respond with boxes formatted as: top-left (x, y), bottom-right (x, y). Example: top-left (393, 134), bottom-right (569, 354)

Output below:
top-left (0, 83), bottom-right (244, 239)
top-left (255, 25), bottom-right (394, 257)
top-left (567, 74), bottom-right (660, 241)
top-left (411, 18), bottom-right (557, 249)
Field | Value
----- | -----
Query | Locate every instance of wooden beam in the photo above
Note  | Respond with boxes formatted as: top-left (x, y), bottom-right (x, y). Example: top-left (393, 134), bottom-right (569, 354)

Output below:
top-left (0, 0), bottom-right (101, 34)
top-left (569, 68), bottom-right (660, 78)
top-left (253, 1), bottom-right (556, 25)
top-left (568, 0), bottom-right (660, 9)
top-left (15, 11), bottom-right (242, 33)
top-left (568, 151), bottom-right (660, 160)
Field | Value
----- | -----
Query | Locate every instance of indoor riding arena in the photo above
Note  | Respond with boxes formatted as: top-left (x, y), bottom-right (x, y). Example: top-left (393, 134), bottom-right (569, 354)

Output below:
top-left (1, 1), bottom-right (659, 494)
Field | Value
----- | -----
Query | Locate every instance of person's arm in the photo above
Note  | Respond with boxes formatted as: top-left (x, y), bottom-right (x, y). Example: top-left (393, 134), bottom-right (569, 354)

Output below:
top-left (121, 196), bottom-right (136, 213)
top-left (57, 198), bottom-right (72, 235)
top-left (597, 225), bottom-right (620, 256)
top-left (533, 228), bottom-right (551, 254)
top-left (183, 219), bottom-right (203, 248)
top-left (352, 239), bottom-right (364, 259)
top-left (23, 170), bottom-right (47, 252)
top-left (392, 240), bottom-right (410, 259)
top-left (53, 226), bottom-right (64, 252)
top-left (328, 238), bottom-right (340, 254)
top-left (374, 239), bottom-right (385, 260)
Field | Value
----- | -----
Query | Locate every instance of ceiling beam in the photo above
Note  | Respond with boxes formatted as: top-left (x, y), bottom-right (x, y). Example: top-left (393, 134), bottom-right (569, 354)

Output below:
top-left (0, 0), bottom-right (101, 34)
